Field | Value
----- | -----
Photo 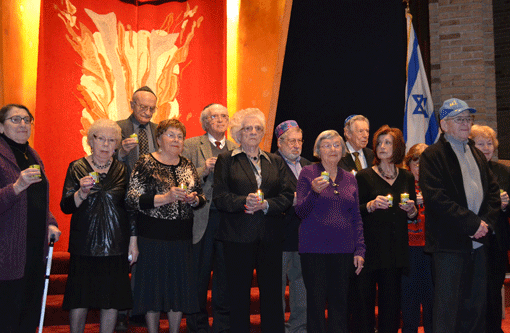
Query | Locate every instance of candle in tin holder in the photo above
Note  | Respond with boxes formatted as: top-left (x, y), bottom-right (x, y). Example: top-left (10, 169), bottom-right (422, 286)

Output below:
top-left (400, 193), bottom-right (409, 204)
top-left (89, 172), bottom-right (100, 184)
top-left (256, 189), bottom-right (264, 203)
top-left (321, 171), bottom-right (330, 181)
top-left (387, 194), bottom-right (393, 207)
top-left (30, 164), bottom-right (41, 178)
top-left (130, 133), bottom-right (138, 143)
top-left (351, 169), bottom-right (357, 176)
top-left (179, 183), bottom-right (188, 190)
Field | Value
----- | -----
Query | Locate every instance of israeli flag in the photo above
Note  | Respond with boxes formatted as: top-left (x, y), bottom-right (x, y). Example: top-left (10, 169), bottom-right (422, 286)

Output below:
top-left (403, 12), bottom-right (439, 151)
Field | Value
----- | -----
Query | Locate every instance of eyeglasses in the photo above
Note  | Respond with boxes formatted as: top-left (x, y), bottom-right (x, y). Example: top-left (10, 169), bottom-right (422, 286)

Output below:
top-left (6, 116), bottom-right (33, 124)
top-left (93, 135), bottom-right (117, 145)
top-left (448, 116), bottom-right (474, 125)
top-left (163, 133), bottom-right (184, 141)
top-left (133, 102), bottom-right (157, 113)
top-left (285, 139), bottom-right (304, 145)
top-left (320, 143), bottom-right (342, 150)
top-left (242, 126), bottom-right (264, 133)
top-left (209, 114), bottom-right (229, 121)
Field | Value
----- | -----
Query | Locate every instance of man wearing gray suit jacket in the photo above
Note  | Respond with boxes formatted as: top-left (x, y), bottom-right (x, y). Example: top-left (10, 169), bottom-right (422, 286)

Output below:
top-left (183, 104), bottom-right (236, 333)
top-left (115, 86), bottom-right (158, 330)
top-left (117, 86), bottom-right (158, 175)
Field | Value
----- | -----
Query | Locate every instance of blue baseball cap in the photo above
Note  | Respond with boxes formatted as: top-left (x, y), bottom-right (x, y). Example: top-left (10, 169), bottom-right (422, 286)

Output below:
top-left (439, 98), bottom-right (476, 120)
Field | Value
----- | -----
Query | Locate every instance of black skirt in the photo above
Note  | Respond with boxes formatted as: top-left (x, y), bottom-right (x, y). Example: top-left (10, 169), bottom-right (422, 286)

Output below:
top-left (132, 237), bottom-right (199, 314)
top-left (62, 254), bottom-right (132, 310)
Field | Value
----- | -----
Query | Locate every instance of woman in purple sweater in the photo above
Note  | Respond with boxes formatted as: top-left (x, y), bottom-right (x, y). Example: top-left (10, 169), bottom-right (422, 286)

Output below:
top-left (295, 130), bottom-right (365, 333)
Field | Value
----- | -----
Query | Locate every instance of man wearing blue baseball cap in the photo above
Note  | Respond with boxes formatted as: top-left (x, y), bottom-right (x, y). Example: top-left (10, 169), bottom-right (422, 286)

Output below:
top-left (419, 98), bottom-right (500, 332)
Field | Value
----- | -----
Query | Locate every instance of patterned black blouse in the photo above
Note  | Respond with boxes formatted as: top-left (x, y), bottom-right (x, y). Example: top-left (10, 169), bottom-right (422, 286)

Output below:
top-left (126, 154), bottom-right (205, 241)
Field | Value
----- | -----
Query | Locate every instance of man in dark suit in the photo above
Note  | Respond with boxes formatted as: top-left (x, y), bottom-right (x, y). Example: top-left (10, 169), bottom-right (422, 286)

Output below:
top-left (339, 115), bottom-right (374, 173)
top-left (274, 120), bottom-right (311, 333)
top-left (115, 86), bottom-right (158, 330)
top-left (420, 98), bottom-right (500, 332)
top-left (117, 86), bottom-right (158, 174)
top-left (183, 104), bottom-right (237, 333)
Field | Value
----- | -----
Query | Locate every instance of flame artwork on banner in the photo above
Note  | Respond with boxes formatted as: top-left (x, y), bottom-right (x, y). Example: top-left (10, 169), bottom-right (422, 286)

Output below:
top-left (54, 0), bottom-right (202, 154)
top-left (35, 0), bottom-right (226, 250)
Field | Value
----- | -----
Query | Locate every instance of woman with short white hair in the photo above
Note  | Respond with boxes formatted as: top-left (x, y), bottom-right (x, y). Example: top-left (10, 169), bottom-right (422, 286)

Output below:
top-left (61, 118), bottom-right (138, 333)
top-left (213, 108), bottom-right (293, 332)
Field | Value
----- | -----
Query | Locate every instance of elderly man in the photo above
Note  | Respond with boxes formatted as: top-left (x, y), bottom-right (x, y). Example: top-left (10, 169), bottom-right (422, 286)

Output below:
top-left (274, 120), bottom-right (311, 333)
top-left (339, 115), bottom-right (374, 173)
top-left (115, 86), bottom-right (158, 330)
top-left (183, 104), bottom-right (237, 333)
top-left (419, 98), bottom-right (500, 333)
top-left (117, 86), bottom-right (158, 174)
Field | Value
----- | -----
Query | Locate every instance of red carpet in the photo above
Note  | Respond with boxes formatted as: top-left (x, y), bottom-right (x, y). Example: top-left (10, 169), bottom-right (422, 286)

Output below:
top-left (37, 252), bottom-right (510, 332)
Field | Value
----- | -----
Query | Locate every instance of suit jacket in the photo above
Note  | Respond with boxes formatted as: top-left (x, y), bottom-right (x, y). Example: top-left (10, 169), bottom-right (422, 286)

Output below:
top-left (339, 147), bottom-right (375, 172)
top-left (0, 136), bottom-right (58, 280)
top-left (420, 134), bottom-right (500, 253)
top-left (213, 149), bottom-right (294, 243)
top-left (182, 134), bottom-right (237, 244)
top-left (274, 151), bottom-right (312, 251)
top-left (116, 114), bottom-right (158, 174)
top-left (489, 161), bottom-right (510, 251)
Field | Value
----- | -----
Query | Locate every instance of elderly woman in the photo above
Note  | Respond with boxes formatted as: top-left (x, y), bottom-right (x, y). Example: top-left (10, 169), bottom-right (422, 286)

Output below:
top-left (401, 143), bottom-right (433, 333)
top-left (60, 118), bottom-right (137, 333)
top-left (353, 125), bottom-right (416, 333)
top-left (213, 108), bottom-right (293, 332)
top-left (126, 118), bottom-right (205, 333)
top-left (470, 124), bottom-right (510, 333)
top-left (295, 130), bottom-right (365, 333)
top-left (0, 104), bottom-right (61, 332)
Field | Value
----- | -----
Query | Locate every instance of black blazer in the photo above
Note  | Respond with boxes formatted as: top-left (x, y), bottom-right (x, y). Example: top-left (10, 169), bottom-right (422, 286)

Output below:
top-left (339, 147), bottom-right (375, 172)
top-left (213, 150), bottom-right (294, 243)
top-left (274, 151), bottom-right (312, 251)
top-left (419, 134), bottom-right (501, 253)
top-left (489, 161), bottom-right (510, 251)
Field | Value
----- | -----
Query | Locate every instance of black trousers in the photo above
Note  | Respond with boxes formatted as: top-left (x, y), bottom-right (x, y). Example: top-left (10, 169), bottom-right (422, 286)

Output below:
top-left (222, 239), bottom-right (284, 333)
top-left (300, 253), bottom-right (353, 333)
top-left (486, 237), bottom-right (507, 333)
top-left (187, 210), bottom-right (229, 333)
top-left (352, 267), bottom-right (402, 333)
top-left (432, 247), bottom-right (487, 333)
top-left (0, 242), bottom-right (45, 333)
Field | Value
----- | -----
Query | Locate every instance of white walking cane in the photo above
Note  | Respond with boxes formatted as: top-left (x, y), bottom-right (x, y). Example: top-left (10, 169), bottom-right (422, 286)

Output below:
top-left (38, 235), bottom-right (56, 332)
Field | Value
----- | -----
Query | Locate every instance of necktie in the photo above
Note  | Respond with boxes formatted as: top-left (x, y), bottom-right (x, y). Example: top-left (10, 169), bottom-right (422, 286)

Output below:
top-left (353, 152), bottom-right (362, 171)
top-left (138, 124), bottom-right (149, 155)
top-left (215, 141), bottom-right (222, 149)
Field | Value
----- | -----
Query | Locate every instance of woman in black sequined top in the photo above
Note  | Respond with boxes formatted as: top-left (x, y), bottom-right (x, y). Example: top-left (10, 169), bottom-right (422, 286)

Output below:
top-left (126, 118), bottom-right (205, 333)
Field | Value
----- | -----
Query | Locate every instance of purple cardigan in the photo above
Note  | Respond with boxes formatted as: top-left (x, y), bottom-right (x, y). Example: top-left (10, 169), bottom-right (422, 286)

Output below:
top-left (295, 163), bottom-right (365, 257)
top-left (0, 136), bottom-right (58, 280)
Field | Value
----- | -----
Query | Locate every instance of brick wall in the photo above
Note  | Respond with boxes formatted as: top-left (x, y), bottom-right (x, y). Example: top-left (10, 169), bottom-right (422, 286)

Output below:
top-left (429, 0), bottom-right (497, 134)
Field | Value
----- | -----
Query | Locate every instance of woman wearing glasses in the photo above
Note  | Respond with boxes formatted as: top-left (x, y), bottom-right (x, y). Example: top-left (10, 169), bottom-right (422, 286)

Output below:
top-left (60, 118), bottom-right (137, 333)
top-left (213, 108), bottom-right (293, 332)
top-left (295, 130), bottom-right (365, 333)
top-left (353, 125), bottom-right (416, 333)
top-left (126, 118), bottom-right (205, 333)
top-left (0, 104), bottom-right (61, 332)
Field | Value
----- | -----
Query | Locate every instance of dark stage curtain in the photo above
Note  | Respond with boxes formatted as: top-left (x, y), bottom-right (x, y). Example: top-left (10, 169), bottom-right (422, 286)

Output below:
top-left (273, 0), bottom-right (410, 160)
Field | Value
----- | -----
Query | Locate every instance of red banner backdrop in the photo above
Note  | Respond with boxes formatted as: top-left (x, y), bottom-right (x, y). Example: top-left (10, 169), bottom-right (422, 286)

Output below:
top-left (35, 0), bottom-right (226, 251)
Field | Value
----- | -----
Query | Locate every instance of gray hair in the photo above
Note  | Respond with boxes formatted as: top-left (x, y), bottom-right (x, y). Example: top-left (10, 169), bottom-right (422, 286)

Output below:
top-left (230, 108), bottom-right (266, 144)
top-left (313, 130), bottom-right (346, 159)
top-left (87, 118), bottom-right (122, 149)
top-left (199, 103), bottom-right (228, 132)
top-left (344, 115), bottom-right (370, 137)
top-left (277, 127), bottom-right (303, 145)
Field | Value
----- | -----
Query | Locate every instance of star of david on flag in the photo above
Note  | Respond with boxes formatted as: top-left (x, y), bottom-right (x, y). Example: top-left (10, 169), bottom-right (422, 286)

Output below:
top-left (403, 11), bottom-right (439, 151)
